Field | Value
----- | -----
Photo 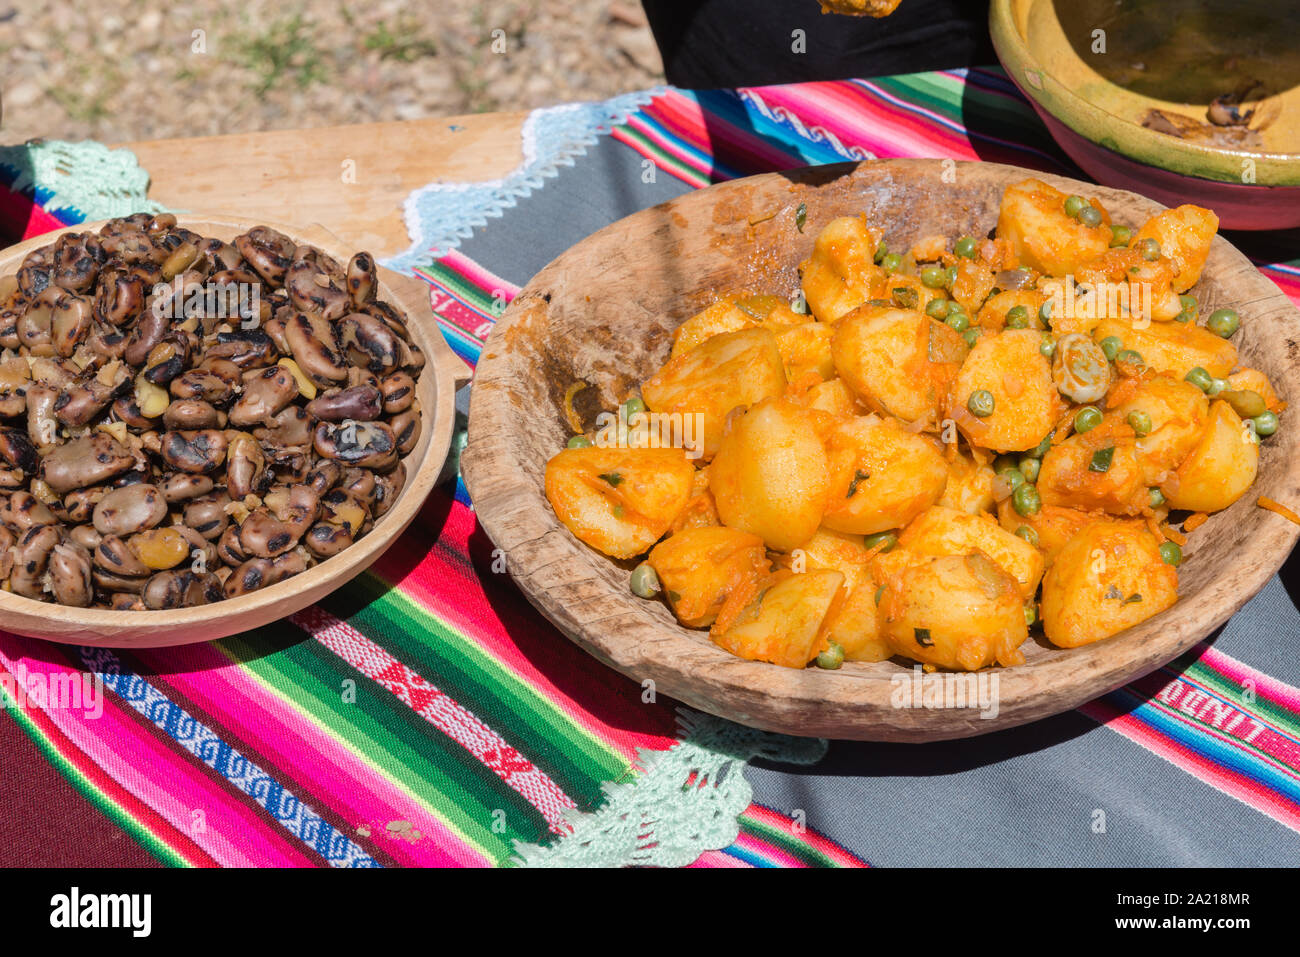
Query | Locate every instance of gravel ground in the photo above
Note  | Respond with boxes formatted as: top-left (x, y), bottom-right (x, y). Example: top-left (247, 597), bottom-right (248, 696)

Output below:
top-left (0, 0), bottom-right (664, 143)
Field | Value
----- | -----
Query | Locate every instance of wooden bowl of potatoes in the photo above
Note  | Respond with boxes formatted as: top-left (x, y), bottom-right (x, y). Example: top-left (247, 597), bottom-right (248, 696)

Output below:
top-left (463, 158), bottom-right (1300, 742)
top-left (0, 215), bottom-right (468, 647)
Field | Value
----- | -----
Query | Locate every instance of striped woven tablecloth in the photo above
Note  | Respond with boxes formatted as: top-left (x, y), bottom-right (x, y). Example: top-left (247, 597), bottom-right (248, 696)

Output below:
top-left (3, 68), bottom-right (1300, 868)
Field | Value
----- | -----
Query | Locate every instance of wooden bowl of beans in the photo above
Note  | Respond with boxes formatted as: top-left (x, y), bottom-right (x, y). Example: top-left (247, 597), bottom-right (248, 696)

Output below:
top-left (0, 215), bottom-right (468, 646)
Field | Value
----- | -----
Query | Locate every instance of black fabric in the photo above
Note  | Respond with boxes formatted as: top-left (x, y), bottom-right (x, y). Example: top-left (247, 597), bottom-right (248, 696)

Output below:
top-left (642, 0), bottom-right (995, 89)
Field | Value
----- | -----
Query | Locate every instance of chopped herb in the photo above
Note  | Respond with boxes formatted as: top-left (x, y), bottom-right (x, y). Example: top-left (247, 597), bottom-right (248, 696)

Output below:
top-left (891, 286), bottom-right (919, 309)
top-left (914, 627), bottom-right (933, 647)
top-left (1089, 447), bottom-right (1115, 472)
top-left (867, 298), bottom-right (892, 308)
top-left (598, 472), bottom-right (624, 486)
top-left (795, 203), bottom-right (807, 232)
top-left (874, 585), bottom-right (885, 604)
top-left (1123, 593), bottom-right (1143, 604)
top-left (612, 505), bottom-right (625, 519)
top-left (847, 469), bottom-right (870, 497)
top-left (667, 590), bottom-right (682, 603)
top-left (1104, 584), bottom-right (1122, 600)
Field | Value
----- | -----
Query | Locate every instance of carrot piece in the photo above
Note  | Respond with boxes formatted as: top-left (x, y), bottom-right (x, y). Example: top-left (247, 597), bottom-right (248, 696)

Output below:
top-left (1161, 523), bottom-right (1187, 546)
top-left (1183, 512), bottom-right (1209, 533)
top-left (1258, 497), bottom-right (1300, 526)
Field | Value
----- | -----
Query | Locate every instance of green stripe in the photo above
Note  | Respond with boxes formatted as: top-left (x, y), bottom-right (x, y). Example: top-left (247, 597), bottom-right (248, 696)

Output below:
top-left (0, 687), bottom-right (185, 867)
top-left (420, 262), bottom-right (500, 315)
top-left (324, 575), bottom-right (628, 804)
top-left (614, 123), bottom-right (710, 186)
top-left (1178, 658), bottom-right (1300, 740)
top-left (220, 622), bottom-right (548, 859)
top-left (738, 814), bottom-right (839, 868)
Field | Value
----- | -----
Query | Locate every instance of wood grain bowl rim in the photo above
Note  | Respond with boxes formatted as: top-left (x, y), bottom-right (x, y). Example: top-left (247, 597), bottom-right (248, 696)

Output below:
top-left (0, 216), bottom-right (470, 646)
top-left (463, 158), bottom-right (1300, 742)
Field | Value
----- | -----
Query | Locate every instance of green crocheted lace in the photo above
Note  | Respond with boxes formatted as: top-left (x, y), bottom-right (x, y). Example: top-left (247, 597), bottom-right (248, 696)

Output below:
top-left (0, 139), bottom-right (168, 221)
top-left (513, 708), bottom-right (827, 868)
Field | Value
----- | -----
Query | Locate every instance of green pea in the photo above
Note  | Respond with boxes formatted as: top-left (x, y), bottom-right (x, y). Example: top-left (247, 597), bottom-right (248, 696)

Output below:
top-left (1254, 411), bottom-right (1279, 437)
top-left (1015, 525), bottom-right (1039, 546)
top-left (1005, 305), bottom-right (1030, 328)
top-left (993, 454), bottom-right (1020, 475)
top-left (1115, 349), bottom-right (1145, 369)
top-left (1126, 410), bottom-right (1152, 436)
top-left (623, 396), bottom-right (647, 417)
top-left (946, 312), bottom-right (969, 332)
top-left (1078, 205), bottom-right (1103, 228)
top-left (1184, 367), bottom-right (1213, 393)
top-left (630, 562), bottom-right (661, 598)
top-left (1064, 195), bottom-right (1087, 217)
top-left (945, 265), bottom-right (958, 287)
top-left (1039, 300), bottom-right (1053, 323)
top-left (920, 265), bottom-right (947, 289)
top-left (1148, 487), bottom-right (1165, 508)
top-left (1109, 224), bottom-right (1132, 248)
top-left (1013, 482), bottom-right (1041, 517)
top-left (863, 531), bottom-right (898, 552)
top-left (1176, 294), bottom-right (1197, 323)
top-left (1099, 335), bottom-right (1122, 360)
top-left (968, 389), bottom-right (995, 417)
top-left (1206, 308), bottom-right (1240, 338)
top-left (874, 240), bottom-right (889, 264)
top-left (963, 327), bottom-right (980, 348)
top-left (1207, 377), bottom-right (1228, 397)
top-left (955, 236), bottom-right (978, 259)
top-left (1039, 334), bottom-right (1056, 358)
top-left (891, 286), bottom-right (919, 309)
top-left (880, 253), bottom-right (902, 273)
top-left (1138, 237), bottom-right (1161, 261)
top-left (816, 641), bottom-right (845, 670)
top-left (1002, 469), bottom-right (1026, 493)
top-left (1074, 406), bottom-right (1103, 433)
top-left (1158, 541), bottom-right (1182, 567)
top-left (566, 434), bottom-right (592, 449)
top-left (925, 298), bottom-right (950, 320)
top-left (1018, 456), bottom-right (1041, 483)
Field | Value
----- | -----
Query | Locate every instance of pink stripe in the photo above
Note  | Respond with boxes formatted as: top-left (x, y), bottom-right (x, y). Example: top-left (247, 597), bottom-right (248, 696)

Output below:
top-left (290, 607), bottom-right (578, 833)
top-left (1081, 698), bottom-right (1300, 833)
top-left (136, 643), bottom-right (489, 867)
top-left (687, 849), bottom-right (753, 868)
top-left (437, 249), bottom-right (520, 299)
top-left (742, 804), bottom-right (867, 867)
top-left (0, 639), bottom-right (312, 866)
top-left (1200, 647), bottom-right (1300, 713)
top-left (732, 830), bottom-right (806, 868)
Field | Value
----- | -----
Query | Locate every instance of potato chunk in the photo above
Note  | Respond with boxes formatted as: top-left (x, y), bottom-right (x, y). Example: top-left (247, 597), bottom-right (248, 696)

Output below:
top-left (949, 329), bottom-right (1062, 452)
top-left (1106, 372), bottom-right (1208, 485)
top-left (996, 178), bottom-right (1110, 276)
top-left (643, 327), bottom-right (786, 460)
top-left (1037, 417), bottom-right (1147, 515)
top-left (713, 570), bottom-right (845, 668)
top-left (997, 500), bottom-right (1103, 565)
top-left (1167, 399), bottom-right (1258, 512)
top-left (1091, 317), bottom-right (1236, 380)
top-left (800, 216), bottom-right (886, 323)
top-left (831, 305), bottom-right (968, 428)
top-left (1040, 521), bottom-right (1178, 648)
top-left (877, 553), bottom-right (1028, 670)
top-left (1132, 205), bottom-right (1219, 293)
top-left (774, 322), bottom-right (835, 382)
top-left (823, 583), bottom-right (892, 662)
top-left (544, 446), bottom-right (696, 559)
top-left (648, 526), bottom-right (770, 628)
top-left (937, 448), bottom-right (996, 515)
top-left (1226, 368), bottom-right (1281, 412)
top-left (820, 415), bottom-right (948, 535)
top-left (897, 505), bottom-right (1045, 599)
top-left (709, 398), bottom-right (828, 551)
top-left (669, 295), bottom-right (804, 359)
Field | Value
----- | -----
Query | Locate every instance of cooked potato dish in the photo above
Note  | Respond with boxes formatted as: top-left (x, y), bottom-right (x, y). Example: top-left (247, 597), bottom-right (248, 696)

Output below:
top-left (544, 179), bottom-right (1281, 672)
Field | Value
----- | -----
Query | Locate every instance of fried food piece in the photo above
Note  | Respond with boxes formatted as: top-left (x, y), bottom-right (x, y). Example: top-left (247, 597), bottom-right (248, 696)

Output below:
top-left (996, 178), bottom-right (1111, 276)
top-left (1091, 317), bottom-right (1236, 380)
top-left (877, 552), bottom-right (1028, 670)
top-left (1040, 520), bottom-right (1178, 648)
top-left (1166, 399), bottom-right (1258, 513)
top-left (799, 216), bottom-right (886, 323)
top-left (949, 330), bottom-right (1062, 453)
top-left (712, 570), bottom-right (845, 668)
top-left (544, 446), bottom-right (696, 559)
top-left (649, 526), bottom-right (770, 628)
top-left (1037, 417), bottom-right (1147, 516)
top-left (819, 0), bottom-right (903, 16)
top-left (1132, 205), bottom-right (1219, 293)
top-left (897, 505), bottom-right (1045, 599)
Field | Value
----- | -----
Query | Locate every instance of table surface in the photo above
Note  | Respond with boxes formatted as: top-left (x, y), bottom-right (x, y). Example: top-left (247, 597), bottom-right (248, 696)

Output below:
top-left (122, 111), bottom-right (530, 258)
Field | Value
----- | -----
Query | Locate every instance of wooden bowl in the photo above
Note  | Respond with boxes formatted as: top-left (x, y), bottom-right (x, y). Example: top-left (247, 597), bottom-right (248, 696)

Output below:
top-left (0, 216), bottom-right (470, 647)
top-left (463, 158), bottom-right (1300, 742)
top-left (990, 0), bottom-right (1300, 230)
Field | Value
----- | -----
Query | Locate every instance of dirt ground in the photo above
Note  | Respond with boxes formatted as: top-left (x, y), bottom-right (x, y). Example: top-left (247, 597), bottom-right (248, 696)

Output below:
top-left (0, 0), bottom-right (664, 144)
